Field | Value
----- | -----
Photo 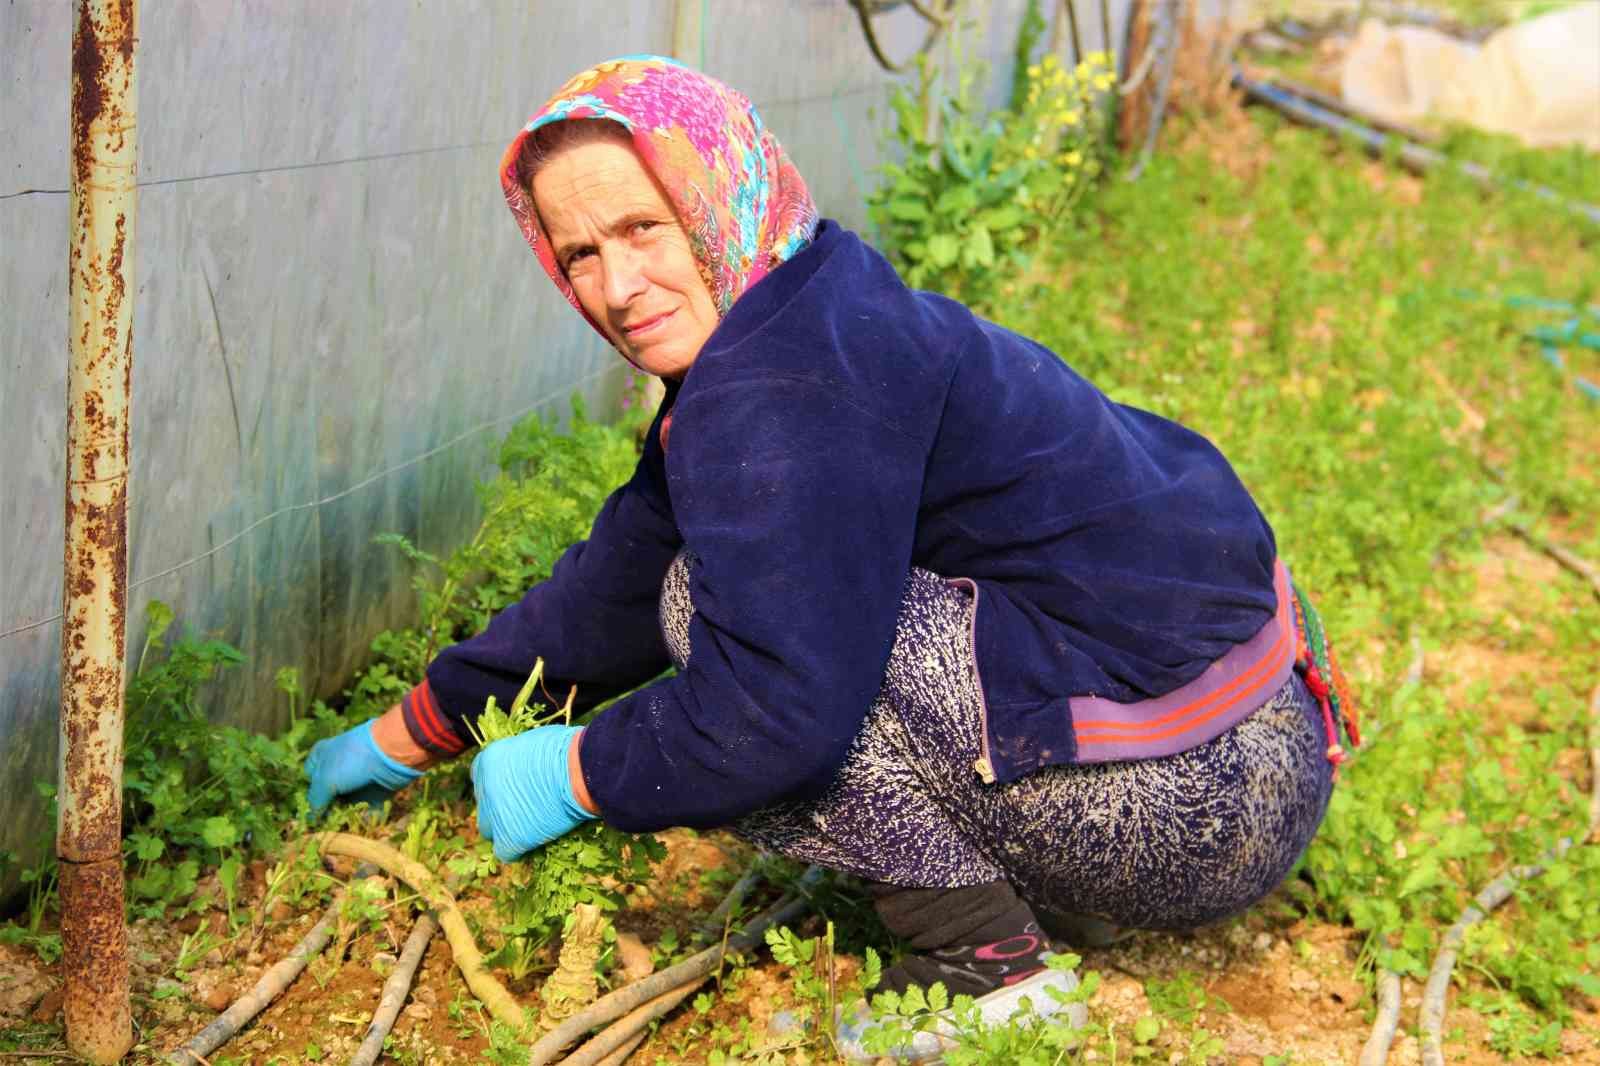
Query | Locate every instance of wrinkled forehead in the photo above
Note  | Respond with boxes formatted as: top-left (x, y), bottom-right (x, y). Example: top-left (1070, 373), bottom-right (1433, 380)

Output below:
top-left (530, 139), bottom-right (681, 252)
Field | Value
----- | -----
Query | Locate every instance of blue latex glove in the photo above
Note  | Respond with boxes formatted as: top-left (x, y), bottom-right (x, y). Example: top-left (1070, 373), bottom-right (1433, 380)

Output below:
top-left (471, 724), bottom-right (596, 862)
top-left (304, 720), bottom-right (423, 816)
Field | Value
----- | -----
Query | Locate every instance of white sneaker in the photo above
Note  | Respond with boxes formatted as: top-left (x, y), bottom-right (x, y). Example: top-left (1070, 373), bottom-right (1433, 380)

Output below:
top-left (771, 960), bottom-right (1087, 1063)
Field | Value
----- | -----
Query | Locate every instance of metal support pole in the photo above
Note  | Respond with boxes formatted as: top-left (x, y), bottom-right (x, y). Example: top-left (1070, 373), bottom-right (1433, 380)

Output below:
top-left (61, 0), bottom-right (137, 1060)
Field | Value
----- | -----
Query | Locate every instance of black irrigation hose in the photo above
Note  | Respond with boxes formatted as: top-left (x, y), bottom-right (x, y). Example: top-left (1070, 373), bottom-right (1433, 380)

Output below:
top-left (1231, 70), bottom-right (1600, 227)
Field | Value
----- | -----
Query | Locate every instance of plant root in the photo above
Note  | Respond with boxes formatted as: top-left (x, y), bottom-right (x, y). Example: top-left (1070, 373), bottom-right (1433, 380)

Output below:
top-left (1358, 637), bottom-right (1424, 1066)
top-left (1588, 683), bottom-right (1600, 843)
top-left (1509, 523), bottom-right (1600, 602)
top-left (167, 863), bottom-right (376, 1065)
top-left (540, 903), bottom-right (608, 1029)
top-left (529, 867), bottom-right (821, 1066)
top-left (1358, 961), bottom-right (1402, 1066)
top-left (593, 1030), bottom-right (648, 1066)
top-left (350, 908), bottom-right (439, 1066)
top-left (312, 832), bottom-right (528, 1031)
top-left (1417, 682), bottom-right (1600, 1066)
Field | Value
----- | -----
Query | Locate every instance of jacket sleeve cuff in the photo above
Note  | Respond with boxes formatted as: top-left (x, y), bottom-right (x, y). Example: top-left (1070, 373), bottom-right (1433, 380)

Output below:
top-left (401, 679), bottom-right (470, 757)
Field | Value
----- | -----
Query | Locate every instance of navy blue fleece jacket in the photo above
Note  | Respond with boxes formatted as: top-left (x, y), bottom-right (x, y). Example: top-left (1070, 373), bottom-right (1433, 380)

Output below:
top-left (403, 221), bottom-right (1278, 832)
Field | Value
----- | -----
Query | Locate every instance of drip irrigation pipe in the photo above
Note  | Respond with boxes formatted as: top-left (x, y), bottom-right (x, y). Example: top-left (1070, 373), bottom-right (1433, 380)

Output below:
top-left (1248, 71), bottom-right (1437, 144)
top-left (168, 863), bottom-right (379, 1065)
top-left (1231, 70), bottom-right (1600, 227)
top-left (1416, 682), bottom-right (1600, 1065)
top-left (530, 866), bottom-right (823, 1065)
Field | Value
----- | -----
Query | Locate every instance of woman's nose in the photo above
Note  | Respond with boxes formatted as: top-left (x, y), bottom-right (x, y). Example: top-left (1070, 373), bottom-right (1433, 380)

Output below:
top-left (600, 244), bottom-right (649, 309)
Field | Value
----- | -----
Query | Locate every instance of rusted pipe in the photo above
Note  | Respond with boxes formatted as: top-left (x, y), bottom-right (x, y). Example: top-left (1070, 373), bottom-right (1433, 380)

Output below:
top-left (60, 0), bottom-right (138, 1061)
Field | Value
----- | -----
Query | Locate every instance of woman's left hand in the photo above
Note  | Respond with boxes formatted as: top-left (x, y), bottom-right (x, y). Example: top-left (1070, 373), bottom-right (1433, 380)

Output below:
top-left (471, 724), bottom-right (597, 862)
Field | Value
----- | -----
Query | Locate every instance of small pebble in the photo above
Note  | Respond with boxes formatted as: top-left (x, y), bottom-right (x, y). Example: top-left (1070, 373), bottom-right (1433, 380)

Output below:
top-left (1253, 932), bottom-right (1273, 952)
top-left (30, 986), bottom-right (64, 1022)
top-left (200, 982), bottom-right (233, 1012)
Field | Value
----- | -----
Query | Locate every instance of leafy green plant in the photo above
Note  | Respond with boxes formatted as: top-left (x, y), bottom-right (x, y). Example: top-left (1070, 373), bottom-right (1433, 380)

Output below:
top-left (868, 45), bottom-right (1113, 312)
top-left (861, 954), bottom-right (1098, 1065)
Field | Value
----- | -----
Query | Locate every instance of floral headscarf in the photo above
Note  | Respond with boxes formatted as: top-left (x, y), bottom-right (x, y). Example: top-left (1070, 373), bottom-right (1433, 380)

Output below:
top-left (500, 55), bottom-right (820, 353)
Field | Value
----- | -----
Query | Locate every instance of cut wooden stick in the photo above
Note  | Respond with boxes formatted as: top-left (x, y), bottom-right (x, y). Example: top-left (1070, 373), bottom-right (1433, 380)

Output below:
top-left (167, 862), bottom-right (376, 1065)
top-left (313, 832), bottom-right (528, 1031)
top-left (349, 909), bottom-right (439, 1066)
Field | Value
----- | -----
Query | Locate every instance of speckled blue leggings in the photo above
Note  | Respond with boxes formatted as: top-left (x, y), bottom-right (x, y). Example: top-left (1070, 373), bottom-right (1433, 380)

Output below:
top-left (660, 554), bottom-right (1335, 931)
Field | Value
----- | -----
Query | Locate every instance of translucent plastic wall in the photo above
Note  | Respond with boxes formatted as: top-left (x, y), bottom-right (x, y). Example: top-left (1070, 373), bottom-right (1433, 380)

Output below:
top-left (0, 0), bottom-right (1129, 888)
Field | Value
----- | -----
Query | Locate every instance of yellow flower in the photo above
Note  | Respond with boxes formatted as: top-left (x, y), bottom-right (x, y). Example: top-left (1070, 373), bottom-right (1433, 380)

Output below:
top-left (1094, 74), bottom-right (1114, 92)
top-left (1064, 150), bottom-right (1083, 167)
top-left (1074, 61), bottom-right (1092, 81)
top-left (1027, 64), bottom-right (1041, 78)
top-left (1063, 109), bottom-right (1081, 125)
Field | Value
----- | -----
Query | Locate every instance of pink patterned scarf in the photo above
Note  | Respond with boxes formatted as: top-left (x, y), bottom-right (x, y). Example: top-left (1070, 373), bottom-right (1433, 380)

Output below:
top-left (500, 55), bottom-right (820, 355)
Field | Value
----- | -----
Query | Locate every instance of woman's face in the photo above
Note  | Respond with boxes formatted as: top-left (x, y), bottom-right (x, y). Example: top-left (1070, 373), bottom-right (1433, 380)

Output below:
top-left (533, 138), bottom-right (719, 379)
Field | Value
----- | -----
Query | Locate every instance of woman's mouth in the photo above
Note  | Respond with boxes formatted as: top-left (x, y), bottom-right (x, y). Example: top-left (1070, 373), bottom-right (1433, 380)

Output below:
top-left (622, 309), bottom-right (675, 339)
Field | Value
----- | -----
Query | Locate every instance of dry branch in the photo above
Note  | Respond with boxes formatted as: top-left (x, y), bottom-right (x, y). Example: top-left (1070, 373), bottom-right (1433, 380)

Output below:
top-left (313, 832), bottom-right (528, 1031)
top-left (349, 909), bottom-right (439, 1066)
top-left (167, 864), bottom-right (376, 1065)
top-left (1417, 683), bottom-right (1600, 1065)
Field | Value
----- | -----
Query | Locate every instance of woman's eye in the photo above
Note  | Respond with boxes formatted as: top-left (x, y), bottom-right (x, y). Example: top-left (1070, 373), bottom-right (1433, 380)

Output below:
top-left (631, 220), bottom-right (658, 236)
top-left (566, 248), bottom-right (595, 268)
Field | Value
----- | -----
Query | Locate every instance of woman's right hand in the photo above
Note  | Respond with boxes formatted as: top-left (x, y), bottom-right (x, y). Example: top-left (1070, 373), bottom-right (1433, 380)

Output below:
top-left (304, 706), bottom-right (430, 816)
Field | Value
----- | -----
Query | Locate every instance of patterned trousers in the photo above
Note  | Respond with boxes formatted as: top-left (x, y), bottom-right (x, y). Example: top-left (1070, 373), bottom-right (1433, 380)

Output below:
top-left (659, 553), bottom-right (1334, 931)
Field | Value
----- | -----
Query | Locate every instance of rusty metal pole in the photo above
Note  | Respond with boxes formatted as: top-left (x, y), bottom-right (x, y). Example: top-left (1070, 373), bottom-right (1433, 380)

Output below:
top-left (60, 0), bottom-right (138, 1061)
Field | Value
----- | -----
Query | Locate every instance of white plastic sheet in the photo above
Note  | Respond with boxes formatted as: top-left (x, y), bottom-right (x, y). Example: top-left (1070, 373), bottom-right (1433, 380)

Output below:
top-left (1341, 7), bottom-right (1600, 150)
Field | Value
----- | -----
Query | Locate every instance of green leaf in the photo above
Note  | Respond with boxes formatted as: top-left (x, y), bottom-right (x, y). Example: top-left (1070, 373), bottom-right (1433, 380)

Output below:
top-left (935, 185), bottom-right (978, 216)
top-left (963, 226), bottom-right (995, 268)
top-left (1133, 1015), bottom-right (1161, 1042)
top-left (1398, 856), bottom-right (1441, 898)
top-left (201, 815), bottom-right (238, 850)
top-left (978, 205), bottom-right (1025, 232)
top-left (144, 600), bottom-right (175, 642)
top-left (887, 198), bottom-right (931, 222)
top-left (927, 234), bottom-right (960, 268)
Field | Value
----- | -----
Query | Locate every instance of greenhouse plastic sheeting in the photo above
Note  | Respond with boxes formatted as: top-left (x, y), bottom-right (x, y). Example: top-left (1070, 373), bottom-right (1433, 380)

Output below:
top-left (0, 0), bottom-right (1124, 890)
